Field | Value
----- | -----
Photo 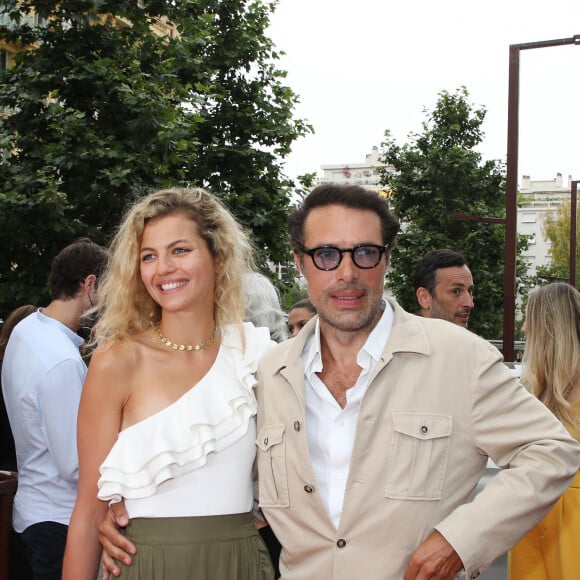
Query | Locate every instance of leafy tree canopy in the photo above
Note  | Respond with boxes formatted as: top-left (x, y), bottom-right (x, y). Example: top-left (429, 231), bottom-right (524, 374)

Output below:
top-left (0, 0), bottom-right (311, 316)
top-left (537, 201), bottom-right (580, 287)
top-left (379, 87), bottom-right (532, 339)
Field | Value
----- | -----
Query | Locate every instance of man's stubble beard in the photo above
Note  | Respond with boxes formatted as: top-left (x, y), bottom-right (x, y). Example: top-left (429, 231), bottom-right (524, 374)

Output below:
top-left (317, 292), bottom-right (383, 334)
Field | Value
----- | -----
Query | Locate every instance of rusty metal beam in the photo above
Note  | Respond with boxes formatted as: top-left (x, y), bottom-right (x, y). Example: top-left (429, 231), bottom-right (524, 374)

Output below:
top-left (503, 35), bottom-right (580, 361)
top-left (571, 181), bottom-right (578, 288)
top-left (453, 214), bottom-right (506, 224)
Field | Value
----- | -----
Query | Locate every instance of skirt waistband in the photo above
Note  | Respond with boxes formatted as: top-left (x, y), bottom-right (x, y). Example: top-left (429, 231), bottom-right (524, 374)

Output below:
top-left (125, 512), bottom-right (257, 545)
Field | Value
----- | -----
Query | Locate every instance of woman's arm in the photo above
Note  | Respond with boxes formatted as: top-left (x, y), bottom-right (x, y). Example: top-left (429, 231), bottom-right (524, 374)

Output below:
top-left (62, 345), bottom-right (128, 580)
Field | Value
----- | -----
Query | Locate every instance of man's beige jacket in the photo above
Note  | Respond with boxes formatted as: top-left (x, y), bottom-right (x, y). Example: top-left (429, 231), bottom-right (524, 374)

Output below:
top-left (256, 300), bottom-right (580, 580)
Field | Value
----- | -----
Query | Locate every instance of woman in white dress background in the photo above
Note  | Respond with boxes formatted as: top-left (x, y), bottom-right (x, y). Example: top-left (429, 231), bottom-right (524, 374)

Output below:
top-left (63, 187), bottom-right (274, 580)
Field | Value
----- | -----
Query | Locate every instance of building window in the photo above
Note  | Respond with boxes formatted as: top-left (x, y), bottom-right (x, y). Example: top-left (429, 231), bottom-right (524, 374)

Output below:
top-left (522, 213), bottom-right (537, 223)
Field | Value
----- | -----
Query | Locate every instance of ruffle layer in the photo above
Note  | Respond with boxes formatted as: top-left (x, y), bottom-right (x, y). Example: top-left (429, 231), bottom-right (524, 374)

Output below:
top-left (98, 323), bottom-right (273, 503)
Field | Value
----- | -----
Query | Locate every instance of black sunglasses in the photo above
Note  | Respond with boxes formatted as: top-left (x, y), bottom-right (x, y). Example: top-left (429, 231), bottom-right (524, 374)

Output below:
top-left (303, 244), bottom-right (387, 271)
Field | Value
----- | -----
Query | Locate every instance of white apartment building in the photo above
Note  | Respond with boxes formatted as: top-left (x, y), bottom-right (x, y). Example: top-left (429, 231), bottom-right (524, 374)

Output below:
top-left (315, 146), bottom-right (393, 198)
top-left (518, 173), bottom-right (573, 276)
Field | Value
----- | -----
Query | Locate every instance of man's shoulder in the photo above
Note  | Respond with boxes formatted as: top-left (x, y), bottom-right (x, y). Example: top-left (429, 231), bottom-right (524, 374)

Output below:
top-left (257, 335), bottom-right (304, 372)
top-left (391, 304), bottom-right (498, 357)
top-left (8, 313), bottom-right (81, 367)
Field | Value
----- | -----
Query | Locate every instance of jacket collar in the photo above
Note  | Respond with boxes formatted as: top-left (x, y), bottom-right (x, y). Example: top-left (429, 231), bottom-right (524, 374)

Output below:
top-left (275, 298), bottom-right (431, 380)
top-left (384, 298), bottom-right (431, 359)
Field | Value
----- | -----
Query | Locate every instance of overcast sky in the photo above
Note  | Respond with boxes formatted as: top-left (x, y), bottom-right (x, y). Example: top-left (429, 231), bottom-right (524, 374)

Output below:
top-left (268, 0), bottom-right (580, 185)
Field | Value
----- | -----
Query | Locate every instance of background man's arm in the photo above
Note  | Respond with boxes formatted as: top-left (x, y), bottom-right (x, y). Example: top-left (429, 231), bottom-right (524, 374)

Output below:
top-left (41, 359), bottom-right (85, 480)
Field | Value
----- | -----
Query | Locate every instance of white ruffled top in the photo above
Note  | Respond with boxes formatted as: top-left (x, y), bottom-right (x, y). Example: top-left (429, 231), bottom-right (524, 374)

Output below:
top-left (97, 323), bottom-right (274, 518)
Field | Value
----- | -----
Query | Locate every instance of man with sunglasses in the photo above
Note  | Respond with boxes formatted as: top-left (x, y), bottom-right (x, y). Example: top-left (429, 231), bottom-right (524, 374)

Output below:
top-left (254, 184), bottom-right (579, 579)
top-left (99, 185), bottom-right (579, 580)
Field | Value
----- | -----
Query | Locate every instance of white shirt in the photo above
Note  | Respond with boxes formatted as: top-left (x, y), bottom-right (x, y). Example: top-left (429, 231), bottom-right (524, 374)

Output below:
top-left (1, 310), bottom-right (85, 532)
top-left (302, 303), bottom-right (393, 528)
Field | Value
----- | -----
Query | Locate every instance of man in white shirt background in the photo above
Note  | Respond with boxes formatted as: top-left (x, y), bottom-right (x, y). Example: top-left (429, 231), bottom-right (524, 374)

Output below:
top-left (2, 238), bottom-right (108, 580)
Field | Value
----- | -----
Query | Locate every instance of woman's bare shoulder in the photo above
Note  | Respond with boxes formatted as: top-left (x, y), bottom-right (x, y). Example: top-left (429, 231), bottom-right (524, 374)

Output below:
top-left (87, 331), bottom-right (154, 381)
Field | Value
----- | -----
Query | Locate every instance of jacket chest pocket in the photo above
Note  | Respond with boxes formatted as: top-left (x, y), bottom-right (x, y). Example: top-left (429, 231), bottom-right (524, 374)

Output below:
top-left (385, 413), bottom-right (452, 500)
top-left (256, 424), bottom-right (289, 508)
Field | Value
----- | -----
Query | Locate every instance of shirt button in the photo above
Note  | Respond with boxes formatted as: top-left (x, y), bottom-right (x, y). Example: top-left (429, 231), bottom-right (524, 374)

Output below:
top-left (304, 484), bottom-right (314, 493)
top-left (336, 538), bottom-right (347, 548)
top-left (293, 420), bottom-right (301, 432)
top-left (420, 425), bottom-right (428, 434)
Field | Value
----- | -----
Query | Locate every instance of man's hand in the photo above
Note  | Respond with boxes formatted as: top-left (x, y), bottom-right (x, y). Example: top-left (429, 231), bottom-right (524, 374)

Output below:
top-left (98, 500), bottom-right (135, 580)
top-left (404, 530), bottom-right (463, 580)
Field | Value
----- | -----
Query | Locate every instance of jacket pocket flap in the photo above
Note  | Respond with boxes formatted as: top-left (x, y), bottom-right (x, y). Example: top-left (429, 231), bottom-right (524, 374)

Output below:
top-left (392, 413), bottom-right (452, 440)
top-left (256, 424), bottom-right (285, 451)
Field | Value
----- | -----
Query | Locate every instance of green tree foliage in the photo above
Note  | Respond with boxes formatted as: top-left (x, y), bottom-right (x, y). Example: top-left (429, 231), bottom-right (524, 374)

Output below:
top-left (379, 87), bottom-right (532, 339)
top-left (537, 201), bottom-right (580, 287)
top-left (0, 0), bottom-right (310, 316)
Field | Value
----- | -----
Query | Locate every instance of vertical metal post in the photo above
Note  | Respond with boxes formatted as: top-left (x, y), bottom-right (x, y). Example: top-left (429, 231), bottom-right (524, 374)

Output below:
top-left (503, 46), bottom-right (520, 363)
top-left (571, 180), bottom-right (578, 288)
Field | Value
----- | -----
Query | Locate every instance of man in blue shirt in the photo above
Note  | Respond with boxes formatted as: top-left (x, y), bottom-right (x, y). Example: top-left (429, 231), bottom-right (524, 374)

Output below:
top-left (2, 238), bottom-right (108, 580)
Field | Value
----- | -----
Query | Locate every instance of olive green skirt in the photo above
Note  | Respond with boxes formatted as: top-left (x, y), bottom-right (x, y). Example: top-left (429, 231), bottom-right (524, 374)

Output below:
top-left (118, 512), bottom-right (274, 580)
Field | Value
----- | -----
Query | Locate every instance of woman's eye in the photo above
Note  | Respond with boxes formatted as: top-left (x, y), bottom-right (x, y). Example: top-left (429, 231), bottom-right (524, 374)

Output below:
top-left (141, 253), bottom-right (155, 262)
top-left (174, 247), bottom-right (190, 255)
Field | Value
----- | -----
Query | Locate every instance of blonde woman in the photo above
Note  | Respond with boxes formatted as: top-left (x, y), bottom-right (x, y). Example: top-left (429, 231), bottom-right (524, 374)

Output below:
top-left (509, 282), bottom-right (580, 579)
top-left (63, 188), bottom-right (274, 580)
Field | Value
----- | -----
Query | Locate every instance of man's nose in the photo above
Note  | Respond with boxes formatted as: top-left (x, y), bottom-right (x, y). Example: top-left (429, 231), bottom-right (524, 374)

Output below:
top-left (336, 252), bottom-right (359, 281)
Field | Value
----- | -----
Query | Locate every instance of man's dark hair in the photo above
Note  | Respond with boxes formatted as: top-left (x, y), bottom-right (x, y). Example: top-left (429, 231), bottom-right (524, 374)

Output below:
top-left (289, 298), bottom-right (317, 316)
top-left (49, 238), bottom-right (109, 300)
top-left (412, 249), bottom-right (469, 303)
top-left (288, 184), bottom-right (400, 255)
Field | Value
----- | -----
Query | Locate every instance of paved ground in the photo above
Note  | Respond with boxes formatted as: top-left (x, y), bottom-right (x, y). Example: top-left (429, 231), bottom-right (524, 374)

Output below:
top-left (476, 463), bottom-right (508, 580)
top-left (481, 554), bottom-right (507, 579)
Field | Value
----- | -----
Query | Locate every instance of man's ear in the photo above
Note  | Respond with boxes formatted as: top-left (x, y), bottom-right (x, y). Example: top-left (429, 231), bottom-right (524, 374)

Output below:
top-left (83, 274), bottom-right (97, 295)
top-left (416, 287), bottom-right (432, 310)
top-left (293, 252), bottom-right (304, 276)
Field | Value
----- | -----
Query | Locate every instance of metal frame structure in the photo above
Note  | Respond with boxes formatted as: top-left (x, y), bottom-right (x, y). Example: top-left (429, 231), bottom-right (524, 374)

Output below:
top-left (503, 35), bottom-right (580, 361)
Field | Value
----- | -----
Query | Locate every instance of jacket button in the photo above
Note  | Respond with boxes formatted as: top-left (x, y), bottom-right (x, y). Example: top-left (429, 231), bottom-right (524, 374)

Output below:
top-left (336, 538), bottom-right (347, 548)
top-left (263, 437), bottom-right (268, 445)
top-left (304, 484), bottom-right (314, 493)
top-left (294, 420), bottom-right (301, 431)
top-left (420, 425), bottom-right (428, 434)
top-left (470, 572), bottom-right (480, 579)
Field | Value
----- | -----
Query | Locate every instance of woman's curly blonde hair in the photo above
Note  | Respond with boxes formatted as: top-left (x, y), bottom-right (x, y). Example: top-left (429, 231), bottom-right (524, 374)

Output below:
top-left (95, 187), bottom-right (254, 345)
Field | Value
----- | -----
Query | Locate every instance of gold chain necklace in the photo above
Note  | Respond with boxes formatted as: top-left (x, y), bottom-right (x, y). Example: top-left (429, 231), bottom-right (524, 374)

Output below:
top-left (155, 324), bottom-right (217, 352)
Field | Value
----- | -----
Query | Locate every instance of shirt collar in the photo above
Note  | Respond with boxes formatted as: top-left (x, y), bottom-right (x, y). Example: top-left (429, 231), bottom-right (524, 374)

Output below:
top-left (303, 300), bottom-right (394, 376)
top-left (37, 309), bottom-right (85, 348)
